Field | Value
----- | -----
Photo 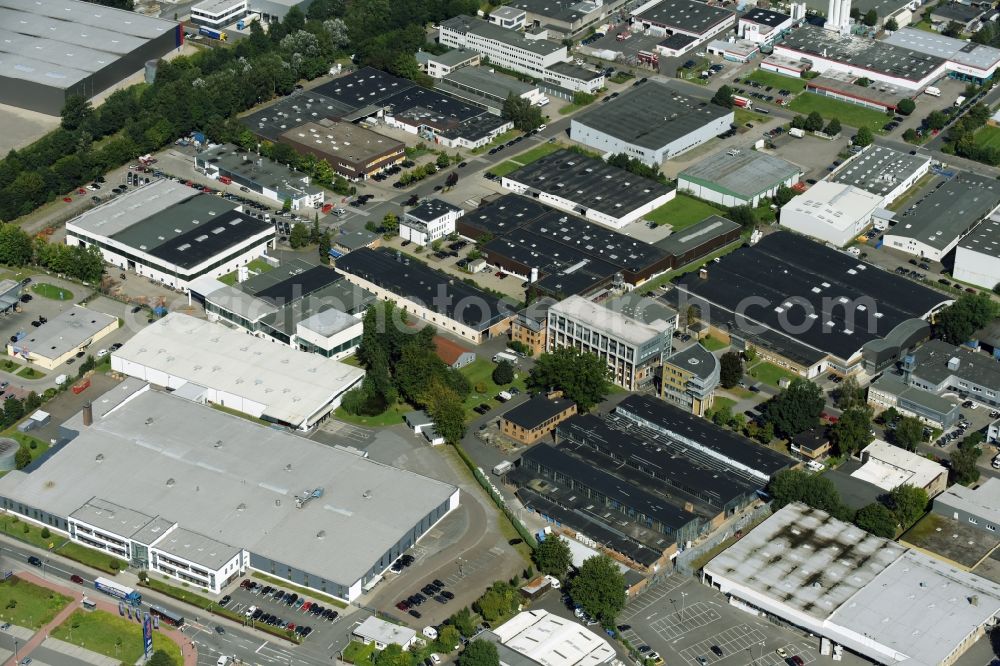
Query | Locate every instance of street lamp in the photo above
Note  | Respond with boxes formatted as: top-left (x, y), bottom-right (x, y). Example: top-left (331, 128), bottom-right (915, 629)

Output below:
top-left (679, 592), bottom-right (688, 620)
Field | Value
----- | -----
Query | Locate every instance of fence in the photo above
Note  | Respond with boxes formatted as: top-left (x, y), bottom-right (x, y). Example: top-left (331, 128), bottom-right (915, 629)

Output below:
top-left (451, 443), bottom-right (537, 549)
top-left (673, 503), bottom-right (772, 575)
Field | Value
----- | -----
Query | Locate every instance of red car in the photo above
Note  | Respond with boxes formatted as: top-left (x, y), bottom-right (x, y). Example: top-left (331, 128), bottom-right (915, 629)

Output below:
top-left (302, 602), bottom-right (312, 612)
top-left (63, 197), bottom-right (72, 203)
top-left (321, 203), bottom-right (334, 214)
top-left (396, 600), bottom-right (410, 611)
top-left (70, 575), bottom-right (84, 584)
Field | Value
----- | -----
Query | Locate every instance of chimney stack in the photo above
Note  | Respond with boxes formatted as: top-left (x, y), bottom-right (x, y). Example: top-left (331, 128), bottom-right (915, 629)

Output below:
top-left (82, 402), bottom-right (93, 427)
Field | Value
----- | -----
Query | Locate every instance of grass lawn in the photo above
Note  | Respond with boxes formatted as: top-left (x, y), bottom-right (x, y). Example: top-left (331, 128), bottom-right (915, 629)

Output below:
top-left (712, 396), bottom-right (737, 414)
top-left (31, 283), bottom-right (72, 301)
top-left (0, 360), bottom-right (16, 373)
top-left (0, 515), bottom-right (66, 551)
top-left (747, 361), bottom-right (797, 388)
top-left (646, 194), bottom-right (721, 230)
top-left (55, 542), bottom-right (120, 574)
top-left (342, 640), bottom-right (377, 664)
top-left (610, 72), bottom-right (634, 84)
top-left (734, 108), bottom-right (769, 126)
top-left (251, 572), bottom-right (347, 608)
top-left (974, 125), bottom-right (1000, 150)
top-left (747, 70), bottom-right (807, 94)
top-left (340, 354), bottom-right (362, 368)
top-left (15, 366), bottom-right (44, 379)
top-left (219, 258), bottom-right (273, 286)
top-left (721, 386), bottom-right (754, 399)
top-left (0, 578), bottom-right (71, 629)
top-left (459, 358), bottom-right (528, 420)
top-left (53, 610), bottom-right (184, 665)
top-left (492, 142), bottom-right (565, 177)
top-left (788, 93), bottom-right (890, 132)
top-left (5, 431), bottom-right (49, 463)
top-left (701, 335), bottom-right (728, 352)
top-left (333, 401), bottom-right (414, 427)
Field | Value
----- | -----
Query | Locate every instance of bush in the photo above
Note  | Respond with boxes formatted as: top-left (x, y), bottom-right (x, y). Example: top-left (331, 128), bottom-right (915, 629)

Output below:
top-left (40, 527), bottom-right (50, 539)
top-left (492, 361), bottom-right (515, 385)
top-left (897, 98), bottom-right (915, 115)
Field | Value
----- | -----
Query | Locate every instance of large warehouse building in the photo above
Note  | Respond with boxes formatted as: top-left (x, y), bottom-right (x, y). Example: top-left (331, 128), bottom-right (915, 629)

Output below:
top-left (570, 81), bottom-right (733, 165)
top-left (66, 180), bottom-right (275, 292)
top-left (954, 215), bottom-right (1000, 290)
top-left (0, 0), bottom-right (182, 115)
top-left (0, 383), bottom-right (459, 601)
top-left (678, 149), bottom-right (801, 208)
top-left (704, 503), bottom-right (1000, 666)
top-left (111, 312), bottom-right (364, 431)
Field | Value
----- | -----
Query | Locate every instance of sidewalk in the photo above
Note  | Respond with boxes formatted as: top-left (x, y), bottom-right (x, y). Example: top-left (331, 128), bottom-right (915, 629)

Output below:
top-left (9, 571), bottom-right (197, 666)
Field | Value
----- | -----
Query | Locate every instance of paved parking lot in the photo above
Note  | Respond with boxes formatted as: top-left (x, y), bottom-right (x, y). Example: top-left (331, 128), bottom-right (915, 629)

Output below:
top-left (225, 581), bottom-right (346, 643)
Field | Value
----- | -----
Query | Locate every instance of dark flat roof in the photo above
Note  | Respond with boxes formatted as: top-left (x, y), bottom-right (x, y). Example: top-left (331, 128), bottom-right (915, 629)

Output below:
top-left (890, 172), bottom-right (1000, 253)
top-left (379, 85), bottom-right (486, 130)
top-left (573, 81), bottom-right (732, 151)
top-left (615, 394), bottom-right (793, 478)
top-left (311, 67), bottom-right (415, 113)
top-left (249, 264), bottom-right (342, 306)
top-left (520, 443), bottom-right (701, 533)
top-left (674, 232), bottom-right (949, 362)
top-left (439, 114), bottom-right (512, 142)
top-left (504, 149), bottom-right (674, 220)
top-left (741, 7), bottom-right (791, 26)
top-left (659, 33), bottom-right (697, 49)
top-left (143, 210), bottom-right (271, 269)
top-left (502, 394), bottom-right (575, 430)
top-left (636, 0), bottom-right (734, 35)
top-left (335, 248), bottom-right (511, 330)
top-left (655, 215), bottom-right (741, 255)
top-left (242, 91), bottom-right (360, 140)
top-left (459, 193), bottom-right (549, 237)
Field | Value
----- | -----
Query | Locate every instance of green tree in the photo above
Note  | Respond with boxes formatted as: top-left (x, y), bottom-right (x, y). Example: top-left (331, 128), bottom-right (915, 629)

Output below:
top-left (424, 379), bottom-right (466, 443)
top-left (501, 93), bottom-right (543, 132)
top-left (60, 95), bottom-right (94, 132)
top-left (289, 223), bottom-right (311, 248)
top-left (804, 111), bottom-right (824, 132)
top-left (570, 555), bottom-right (625, 626)
top-left (14, 446), bottom-right (30, 471)
top-left (459, 640), bottom-right (499, 666)
top-left (824, 118), bottom-right (842, 136)
top-left (768, 469), bottom-right (848, 518)
top-left (835, 375), bottom-right (866, 410)
top-left (726, 205), bottom-right (757, 229)
top-left (437, 625), bottom-right (462, 652)
top-left (926, 110), bottom-right (948, 131)
top-left (40, 527), bottom-right (49, 539)
top-left (897, 98), bottom-right (915, 115)
top-left (830, 406), bottom-right (873, 456)
top-left (744, 345), bottom-right (757, 363)
top-left (282, 197), bottom-right (292, 213)
top-left (474, 581), bottom-right (518, 623)
top-left (885, 17), bottom-right (899, 31)
top-left (375, 644), bottom-right (410, 666)
top-left (764, 378), bottom-right (825, 437)
top-left (719, 351), bottom-right (742, 389)
top-left (935, 293), bottom-right (1000, 344)
top-left (533, 535), bottom-right (572, 579)
top-left (492, 360), bottom-right (515, 385)
top-left (773, 184), bottom-right (796, 206)
top-left (854, 502), bottom-right (896, 537)
top-left (711, 85), bottom-right (733, 109)
top-left (382, 212), bottom-right (399, 235)
top-left (887, 484), bottom-right (928, 529)
top-left (863, 9), bottom-right (878, 26)
top-left (528, 347), bottom-right (609, 411)
top-left (436, 153), bottom-right (451, 169)
top-left (319, 231), bottom-right (332, 264)
top-left (950, 444), bottom-right (981, 486)
top-left (853, 126), bottom-right (874, 147)
top-left (892, 416), bottom-right (924, 451)
top-left (147, 651), bottom-right (176, 666)
top-left (451, 608), bottom-right (478, 637)
top-left (942, 20), bottom-right (963, 38)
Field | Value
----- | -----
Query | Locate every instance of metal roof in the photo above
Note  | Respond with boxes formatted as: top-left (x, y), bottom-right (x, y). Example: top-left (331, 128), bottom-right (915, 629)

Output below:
top-left (679, 149), bottom-right (801, 200)
top-left (18, 306), bottom-right (116, 361)
top-left (830, 144), bottom-right (930, 197)
top-left (68, 179), bottom-right (196, 238)
top-left (884, 27), bottom-right (1000, 71)
top-left (889, 172), bottom-right (1000, 252)
top-left (959, 214), bottom-right (1000, 256)
top-left (635, 0), bottom-right (734, 35)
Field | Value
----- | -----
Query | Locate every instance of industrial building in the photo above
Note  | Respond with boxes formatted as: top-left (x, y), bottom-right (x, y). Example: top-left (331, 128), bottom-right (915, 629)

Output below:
top-left (436, 115), bottom-right (516, 150)
top-left (570, 82), bottom-right (734, 166)
top-left (632, 0), bottom-right (736, 45)
top-left (670, 232), bottom-right (951, 377)
top-left (0, 0), bottom-right (182, 115)
top-left (65, 180), bottom-right (275, 292)
top-left (251, 0), bottom-right (317, 23)
top-left (660, 343), bottom-right (719, 417)
top-left (400, 199), bottom-right (465, 247)
top-left (0, 383), bottom-right (459, 600)
top-left (277, 122), bottom-right (405, 181)
top-left (508, 0), bottom-right (628, 37)
top-left (829, 144), bottom-right (931, 208)
top-left (933, 477), bottom-right (1000, 534)
top-left (547, 295), bottom-right (676, 391)
top-left (883, 28), bottom-right (1000, 84)
top-left (906, 339), bottom-right (1000, 408)
top-left (653, 215), bottom-right (742, 268)
top-left (334, 248), bottom-right (514, 344)
top-left (416, 49), bottom-right (481, 79)
top-left (737, 8), bottom-right (795, 45)
top-left (490, 611), bottom-right (615, 666)
top-left (191, 0), bottom-right (247, 28)
top-left (7, 306), bottom-right (118, 371)
top-left (779, 181), bottom-right (883, 246)
top-left (501, 149), bottom-right (676, 230)
top-left (500, 393), bottom-right (578, 445)
top-left (196, 144), bottom-right (324, 209)
top-left (677, 149), bottom-right (801, 208)
top-left (111, 313), bottom-right (365, 431)
top-left (193, 258), bottom-right (375, 359)
top-left (510, 297), bottom-right (556, 356)
top-left (954, 215), bottom-right (1000, 290)
top-left (883, 172), bottom-right (1000, 261)
top-left (853, 439), bottom-right (948, 497)
top-left (703, 503), bottom-right (1000, 666)
top-left (440, 66), bottom-right (546, 114)
top-left (867, 372), bottom-right (959, 429)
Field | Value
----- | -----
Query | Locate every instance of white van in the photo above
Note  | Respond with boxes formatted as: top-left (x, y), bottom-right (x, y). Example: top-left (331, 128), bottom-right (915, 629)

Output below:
top-left (806, 460), bottom-right (825, 472)
top-left (992, 454), bottom-right (1000, 469)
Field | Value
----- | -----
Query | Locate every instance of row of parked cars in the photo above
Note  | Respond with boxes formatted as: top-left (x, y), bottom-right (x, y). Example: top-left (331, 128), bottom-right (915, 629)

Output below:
top-left (236, 579), bottom-right (340, 638)
top-left (396, 578), bottom-right (454, 619)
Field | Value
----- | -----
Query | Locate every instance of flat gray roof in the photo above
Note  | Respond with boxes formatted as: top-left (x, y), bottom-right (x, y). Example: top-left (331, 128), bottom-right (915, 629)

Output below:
top-left (910, 338), bottom-right (1000, 390)
top-left (936, 477), bottom-right (1000, 527)
top-left (198, 143), bottom-right (322, 197)
top-left (441, 15), bottom-right (565, 57)
top-left (679, 149), bottom-right (800, 199)
top-left (959, 215), bottom-right (1000, 256)
top-left (606, 292), bottom-right (677, 328)
top-left (869, 373), bottom-right (957, 415)
top-left (154, 526), bottom-right (243, 571)
top-left (884, 27), bottom-right (1000, 71)
top-left (889, 172), bottom-right (1000, 252)
top-left (573, 81), bottom-right (732, 151)
top-left (18, 306), bottom-right (117, 361)
top-left (780, 25), bottom-right (943, 83)
top-left (443, 66), bottom-right (536, 98)
top-left (193, 0), bottom-right (246, 14)
top-left (298, 308), bottom-right (358, 338)
top-left (635, 0), bottom-right (734, 35)
top-left (423, 49), bottom-right (480, 67)
top-left (407, 198), bottom-right (462, 224)
top-left (831, 144), bottom-right (930, 197)
top-left (655, 215), bottom-right (741, 255)
top-left (545, 61), bottom-right (603, 81)
top-left (664, 342), bottom-right (718, 381)
top-left (68, 180), bottom-right (197, 238)
top-left (70, 498), bottom-right (158, 540)
top-left (281, 121), bottom-right (403, 165)
top-left (0, 386), bottom-right (457, 587)
top-left (705, 502), bottom-right (904, 620)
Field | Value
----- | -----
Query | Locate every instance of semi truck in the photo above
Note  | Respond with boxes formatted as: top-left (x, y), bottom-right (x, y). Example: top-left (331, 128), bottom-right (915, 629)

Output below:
top-left (198, 26), bottom-right (228, 41)
top-left (95, 577), bottom-right (141, 605)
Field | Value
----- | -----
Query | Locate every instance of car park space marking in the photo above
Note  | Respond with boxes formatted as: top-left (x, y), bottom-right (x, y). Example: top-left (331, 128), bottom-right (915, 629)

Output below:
top-left (750, 644), bottom-right (814, 666)
top-left (321, 419), bottom-right (372, 443)
top-left (647, 602), bottom-right (721, 640)
top-left (619, 575), bottom-right (687, 620)
top-left (678, 624), bottom-right (768, 666)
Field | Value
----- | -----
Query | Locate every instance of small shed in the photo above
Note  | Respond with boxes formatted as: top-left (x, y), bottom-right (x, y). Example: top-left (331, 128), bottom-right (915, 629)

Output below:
top-left (354, 616), bottom-right (417, 651)
top-left (423, 426), bottom-right (446, 446)
top-left (404, 410), bottom-right (434, 434)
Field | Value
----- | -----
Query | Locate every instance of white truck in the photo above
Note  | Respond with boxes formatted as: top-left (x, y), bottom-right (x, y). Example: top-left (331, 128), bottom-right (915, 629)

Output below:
top-left (925, 86), bottom-right (941, 97)
top-left (788, 127), bottom-right (805, 138)
top-left (493, 352), bottom-right (517, 364)
top-left (955, 95), bottom-right (966, 107)
top-left (493, 461), bottom-right (514, 475)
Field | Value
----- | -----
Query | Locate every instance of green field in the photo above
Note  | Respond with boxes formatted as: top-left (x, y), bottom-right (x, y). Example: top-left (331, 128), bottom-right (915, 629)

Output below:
top-left (460, 358), bottom-right (529, 419)
top-left (56, 543), bottom-right (120, 574)
top-left (747, 361), bottom-right (797, 387)
top-left (701, 335), bottom-right (728, 352)
top-left (0, 515), bottom-right (66, 551)
top-left (31, 283), bottom-right (72, 300)
top-left (219, 258), bottom-right (273, 286)
top-left (53, 610), bottom-right (184, 665)
top-left (747, 70), bottom-right (807, 94)
top-left (0, 577), bottom-right (71, 629)
top-left (712, 396), bottom-right (737, 414)
top-left (342, 640), bottom-right (377, 664)
top-left (646, 194), bottom-right (721, 230)
top-left (787, 93), bottom-right (890, 132)
top-left (492, 142), bottom-right (565, 177)
top-left (734, 108), bottom-right (769, 126)
top-left (974, 125), bottom-right (1000, 150)
top-left (333, 401), bottom-right (414, 427)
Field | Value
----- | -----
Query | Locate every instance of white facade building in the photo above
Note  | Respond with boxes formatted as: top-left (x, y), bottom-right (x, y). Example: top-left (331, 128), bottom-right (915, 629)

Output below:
top-left (738, 8), bottom-right (795, 45)
top-left (780, 181), bottom-right (881, 246)
top-left (400, 199), bottom-right (464, 246)
top-left (439, 15), bottom-right (567, 78)
top-left (191, 0), bottom-right (247, 27)
top-left (954, 216), bottom-right (1000, 290)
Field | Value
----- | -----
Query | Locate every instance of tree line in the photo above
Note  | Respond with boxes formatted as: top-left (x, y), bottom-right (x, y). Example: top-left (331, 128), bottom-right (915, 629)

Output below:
top-left (0, 226), bottom-right (104, 284)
